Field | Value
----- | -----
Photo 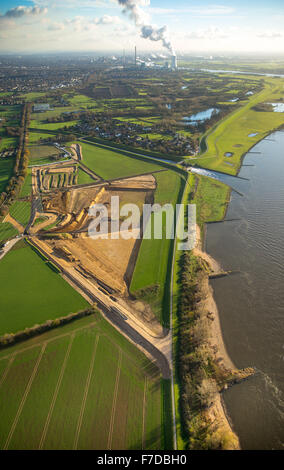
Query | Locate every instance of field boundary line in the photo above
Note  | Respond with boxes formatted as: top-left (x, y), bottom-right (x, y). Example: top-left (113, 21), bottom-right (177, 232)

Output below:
top-left (107, 348), bottom-right (122, 450)
top-left (94, 323), bottom-right (157, 380)
top-left (0, 321), bottom-right (98, 362)
top-left (38, 334), bottom-right (75, 450)
top-left (0, 353), bottom-right (16, 389)
top-left (73, 334), bottom-right (100, 450)
top-left (3, 343), bottom-right (47, 450)
top-left (142, 376), bottom-right (147, 450)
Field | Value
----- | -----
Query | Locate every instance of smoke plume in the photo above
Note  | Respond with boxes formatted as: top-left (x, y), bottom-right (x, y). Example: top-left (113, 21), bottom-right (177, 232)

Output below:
top-left (117, 0), bottom-right (175, 55)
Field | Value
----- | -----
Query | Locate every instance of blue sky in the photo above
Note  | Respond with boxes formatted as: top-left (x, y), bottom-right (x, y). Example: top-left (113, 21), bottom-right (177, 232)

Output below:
top-left (0, 1), bottom-right (284, 53)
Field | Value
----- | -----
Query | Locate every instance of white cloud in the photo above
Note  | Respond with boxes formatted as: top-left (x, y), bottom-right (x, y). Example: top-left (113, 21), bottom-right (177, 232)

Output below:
top-left (94, 15), bottom-right (121, 25)
top-left (1, 6), bottom-right (48, 19)
top-left (186, 26), bottom-right (229, 40)
top-left (147, 5), bottom-right (235, 16)
top-left (48, 22), bottom-right (65, 31)
top-left (257, 30), bottom-right (284, 39)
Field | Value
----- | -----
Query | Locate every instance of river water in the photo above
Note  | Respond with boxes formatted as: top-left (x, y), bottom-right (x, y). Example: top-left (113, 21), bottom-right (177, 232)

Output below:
top-left (202, 131), bottom-right (284, 449)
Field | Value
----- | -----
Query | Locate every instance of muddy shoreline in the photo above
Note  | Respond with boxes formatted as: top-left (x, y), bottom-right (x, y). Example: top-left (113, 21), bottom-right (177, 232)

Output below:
top-left (193, 224), bottom-right (254, 449)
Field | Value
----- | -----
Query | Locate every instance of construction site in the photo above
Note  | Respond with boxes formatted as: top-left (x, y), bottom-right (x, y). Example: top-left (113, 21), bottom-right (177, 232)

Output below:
top-left (27, 144), bottom-right (166, 341)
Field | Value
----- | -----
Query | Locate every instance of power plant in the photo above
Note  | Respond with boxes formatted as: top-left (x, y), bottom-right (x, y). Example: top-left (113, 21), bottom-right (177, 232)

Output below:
top-left (171, 54), bottom-right (178, 70)
top-left (121, 46), bottom-right (178, 71)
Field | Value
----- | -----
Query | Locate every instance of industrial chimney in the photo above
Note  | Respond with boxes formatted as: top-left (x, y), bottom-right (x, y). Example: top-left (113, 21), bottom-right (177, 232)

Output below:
top-left (171, 54), bottom-right (177, 70)
top-left (135, 46), bottom-right (137, 66)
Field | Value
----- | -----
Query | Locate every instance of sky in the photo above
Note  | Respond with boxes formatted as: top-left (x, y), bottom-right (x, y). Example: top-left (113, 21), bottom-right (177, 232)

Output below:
top-left (0, 0), bottom-right (284, 54)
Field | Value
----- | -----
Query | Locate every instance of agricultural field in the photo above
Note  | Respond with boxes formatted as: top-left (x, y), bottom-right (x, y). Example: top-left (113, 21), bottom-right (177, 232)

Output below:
top-left (0, 241), bottom-right (89, 336)
top-left (0, 222), bottom-right (18, 243)
top-left (0, 133), bottom-right (17, 152)
top-left (130, 170), bottom-right (184, 326)
top-left (29, 132), bottom-right (57, 144)
top-left (0, 157), bottom-right (14, 193)
top-left (29, 120), bottom-right (78, 132)
top-left (28, 144), bottom-right (68, 166)
top-left (0, 104), bottom-right (21, 151)
top-left (0, 314), bottom-right (166, 450)
top-left (62, 93), bottom-right (98, 108)
top-left (19, 92), bottom-right (47, 101)
top-left (195, 77), bottom-right (284, 174)
top-left (79, 141), bottom-right (163, 180)
top-left (19, 169), bottom-right (32, 198)
top-left (9, 201), bottom-right (31, 227)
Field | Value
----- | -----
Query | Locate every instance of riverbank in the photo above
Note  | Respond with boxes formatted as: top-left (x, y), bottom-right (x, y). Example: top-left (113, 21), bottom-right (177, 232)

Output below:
top-left (194, 225), bottom-right (235, 371)
top-left (204, 131), bottom-right (284, 449)
top-left (191, 76), bottom-right (284, 176)
top-left (192, 224), bottom-right (254, 449)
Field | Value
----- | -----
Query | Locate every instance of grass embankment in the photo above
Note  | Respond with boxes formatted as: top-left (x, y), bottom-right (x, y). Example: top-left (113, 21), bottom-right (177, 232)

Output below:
top-left (193, 77), bottom-right (284, 174)
top-left (130, 171), bottom-right (185, 326)
top-left (0, 241), bottom-right (89, 336)
top-left (192, 175), bottom-right (231, 238)
top-left (0, 313), bottom-right (165, 450)
top-left (172, 172), bottom-right (233, 449)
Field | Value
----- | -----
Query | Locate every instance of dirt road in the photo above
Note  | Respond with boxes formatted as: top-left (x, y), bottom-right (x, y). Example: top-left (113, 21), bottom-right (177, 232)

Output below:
top-left (29, 237), bottom-right (172, 378)
top-left (0, 237), bottom-right (21, 260)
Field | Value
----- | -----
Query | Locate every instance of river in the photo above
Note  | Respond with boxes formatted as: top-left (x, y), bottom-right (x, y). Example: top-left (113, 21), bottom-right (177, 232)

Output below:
top-left (201, 131), bottom-right (284, 449)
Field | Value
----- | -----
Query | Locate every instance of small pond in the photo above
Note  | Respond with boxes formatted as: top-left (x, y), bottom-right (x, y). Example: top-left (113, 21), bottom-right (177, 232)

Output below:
top-left (182, 108), bottom-right (220, 125)
top-left (271, 103), bottom-right (284, 113)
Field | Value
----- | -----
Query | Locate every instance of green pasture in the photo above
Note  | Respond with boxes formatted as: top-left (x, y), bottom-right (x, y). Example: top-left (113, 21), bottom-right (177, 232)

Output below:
top-left (193, 77), bottom-right (284, 174)
top-left (0, 242), bottom-right (89, 336)
top-left (0, 157), bottom-right (14, 193)
top-left (130, 171), bottom-right (184, 325)
top-left (9, 201), bottom-right (31, 226)
top-left (79, 141), bottom-right (162, 180)
top-left (0, 222), bottom-right (18, 243)
top-left (0, 314), bottom-right (167, 450)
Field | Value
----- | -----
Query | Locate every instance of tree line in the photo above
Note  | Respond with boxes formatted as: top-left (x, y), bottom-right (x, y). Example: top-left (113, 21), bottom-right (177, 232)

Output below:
top-left (176, 250), bottom-right (238, 450)
top-left (0, 103), bottom-right (32, 217)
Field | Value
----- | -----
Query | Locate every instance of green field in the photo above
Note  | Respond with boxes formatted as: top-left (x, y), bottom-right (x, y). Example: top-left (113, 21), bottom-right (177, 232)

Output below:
top-left (194, 77), bottom-right (284, 174)
top-left (0, 135), bottom-right (18, 151)
top-left (0, 222), bottom-right (18, 242)
top-left (9, 201), bottom-right (31, 227)
top-left (0, 242), bottom-right (89, 336)
top-left (31, 107), bottom-right (79, 123)
top-left (29, 132), bottom-right (57, 144)
top-left (0, 314), bottom-right (164, 450)
top-left (77, 167), bottom-right (95, 185)
top-left (0, 157), bottom-right (14, 193)
top-left (130, 171), bottom-right (184, 325)
top-left (79, 141), bottom-right (163, 180)
top-left (19, 92), bottom-right (47, 101)
top-left (192, 175), bottom-right (231, 226)
top-left (28, 144), bottom-right (69, 166)
top-left (30, 120), bottom-right (78, 131)
top-left (19, 168), bottom-right (32, 198)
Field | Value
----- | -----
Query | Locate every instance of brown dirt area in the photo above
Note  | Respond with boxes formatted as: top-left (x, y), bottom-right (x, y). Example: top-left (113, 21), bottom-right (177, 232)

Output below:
top-left (4, 214), bottom-right (25, 233)
top-left (33, 175), bottom-right (160, 328)
top-left (40, 235), bottom-right (135, 294)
